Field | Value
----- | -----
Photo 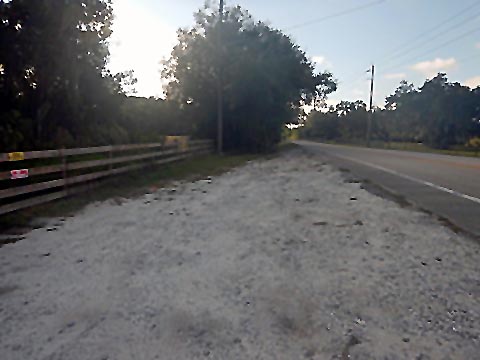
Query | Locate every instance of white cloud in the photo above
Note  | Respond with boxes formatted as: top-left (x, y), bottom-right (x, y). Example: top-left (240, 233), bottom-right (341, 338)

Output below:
top-left (476, 42), bottom-right (480, 49)
top-left (108, 0), bottom-right (177, 97)
top-left (312, 55), bottom-right (333, 70)
top-left (464, 76), bottom-right (480, 89)
top-left (352, 88), bottom-right (366, 96)
top-left (384, 72), bottom-right (406, 80)
top-left (410, 57), bottom-right (457, 77)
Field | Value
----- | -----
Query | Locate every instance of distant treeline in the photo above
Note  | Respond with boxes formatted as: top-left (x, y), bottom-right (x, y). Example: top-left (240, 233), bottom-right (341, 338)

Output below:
top-left (300, 74), bottom-right (480, 149)
top-left (1, 1), bottom-right (336, 153)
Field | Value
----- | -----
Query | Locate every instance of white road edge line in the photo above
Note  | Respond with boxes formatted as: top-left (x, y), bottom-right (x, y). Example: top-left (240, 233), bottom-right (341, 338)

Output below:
top-left (328, 151), bottom-right (480, 205)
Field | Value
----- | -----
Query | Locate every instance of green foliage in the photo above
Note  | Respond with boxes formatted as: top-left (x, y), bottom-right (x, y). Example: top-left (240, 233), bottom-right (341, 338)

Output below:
top-left (301, 100), bottom-right (368, 142)
top-left (118, 97), bottom-right (191, 143)
top-left (163, 4), bottom-right (336, 152)
top-left (0, 0), bottom-right (115, 149)
top-left (0, 0), bottom-right (181, 151)
top-left (1, 1), bottom-right (336, 152)
top-left (301, 74), bottom-right (480, 149)
top-left (381, 74), bottom-right (480, 148)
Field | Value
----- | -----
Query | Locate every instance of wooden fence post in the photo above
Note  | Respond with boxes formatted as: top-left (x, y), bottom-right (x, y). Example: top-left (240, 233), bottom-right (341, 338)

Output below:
top-left (108, 146), bottom-right (113, 174)
top-left (0, 140), bottom-right (212, 215)
top-left (61, 148), bottom-right (67, 192)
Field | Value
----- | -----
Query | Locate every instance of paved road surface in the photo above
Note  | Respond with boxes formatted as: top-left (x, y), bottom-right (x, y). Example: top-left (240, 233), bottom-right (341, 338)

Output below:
top-left (298, 141), bottom-right (480, 238)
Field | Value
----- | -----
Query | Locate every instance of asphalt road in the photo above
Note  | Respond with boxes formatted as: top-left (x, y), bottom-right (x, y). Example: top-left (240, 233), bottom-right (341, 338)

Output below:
top-left (298, 140), bottom-right (480, 238)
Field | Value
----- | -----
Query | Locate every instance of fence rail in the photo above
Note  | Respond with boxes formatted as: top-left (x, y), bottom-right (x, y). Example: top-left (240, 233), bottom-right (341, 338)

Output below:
top-left (0, 139), bottom-right (214, 216)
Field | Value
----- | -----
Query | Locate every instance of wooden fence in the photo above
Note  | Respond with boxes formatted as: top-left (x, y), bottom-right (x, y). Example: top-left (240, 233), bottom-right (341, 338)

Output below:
top-left (0, 139), bottom-right (214, 216)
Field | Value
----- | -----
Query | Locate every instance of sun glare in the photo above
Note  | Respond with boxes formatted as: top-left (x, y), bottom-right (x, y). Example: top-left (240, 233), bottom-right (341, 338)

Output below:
top-left (108, 0), bottom-right (177, 98)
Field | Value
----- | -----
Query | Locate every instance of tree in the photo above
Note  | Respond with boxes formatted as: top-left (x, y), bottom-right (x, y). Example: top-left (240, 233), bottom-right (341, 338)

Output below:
top-left (163, 4), bottom-right (336, 152)
top-left (300, 73), bottom-right (480, 151)
top-left (0, 0), bottom-right (147, 150)
top-left (300, 111), bottom-right (340, 140)
top-left (300, 100), bottom-right (370, 143)
top-left (383, 80), bottom-right (421, 142)
top-left (413, 74), bottom-right (478, 148)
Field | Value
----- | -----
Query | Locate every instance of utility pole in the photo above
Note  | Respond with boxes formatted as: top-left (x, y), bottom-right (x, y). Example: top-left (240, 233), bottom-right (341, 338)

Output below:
top-left (366, 64), bottom-right (375, 147)
top-left (216, 0), bottom-right (224, 154)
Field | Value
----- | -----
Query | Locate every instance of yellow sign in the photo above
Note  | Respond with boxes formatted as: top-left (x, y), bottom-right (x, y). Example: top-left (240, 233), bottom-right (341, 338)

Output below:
top-left (8, 152), bottom-right (25, 161)
top-left (164, 136), bottom-right (189, 151)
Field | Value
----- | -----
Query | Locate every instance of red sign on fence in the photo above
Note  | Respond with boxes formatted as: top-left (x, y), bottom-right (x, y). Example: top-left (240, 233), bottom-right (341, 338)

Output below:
top-left (10, 169), bottom-right (29, 179)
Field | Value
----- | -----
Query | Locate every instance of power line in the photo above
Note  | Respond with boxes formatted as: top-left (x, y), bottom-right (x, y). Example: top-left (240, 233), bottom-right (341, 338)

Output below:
top-left (381, 25), bottom-right (480, 74)
top-left (343, 1), bottom-right (480, 90)
top-left (457, 53), bottom-right (480, 65)
top-left (380, 5), bottom-right (480, 67)
top-left (306, 1), bottom-right (480, 104)
top-left (342, 24), bottom-right (480, 89)
top-left (285, 0), bottom-right (386, 31)
top-left (377, 0), bottom-right (480, 64)
top-left (285, 0), bottom-right (387, 92)
top-left (339, 65), bottom-right (374, 88)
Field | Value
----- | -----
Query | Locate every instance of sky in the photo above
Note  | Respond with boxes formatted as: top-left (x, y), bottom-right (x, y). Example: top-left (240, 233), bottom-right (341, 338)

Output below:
top-left (108, 0), bottom-right (480, 107)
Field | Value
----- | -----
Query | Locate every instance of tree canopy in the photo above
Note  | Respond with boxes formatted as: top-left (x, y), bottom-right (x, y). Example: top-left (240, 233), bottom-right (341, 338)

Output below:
top-left (0, 0), bottom-right (174, 150)
top-left (1, 1), bottom-right (337, 152)
top-left (2, 2), bottom-right (478, 154)
top-left (301, 73), bottom-right (480, 149)
top-left (163, 4), bottom-right (337, 152)
top-left (1, 0), bottom-right (116, 148)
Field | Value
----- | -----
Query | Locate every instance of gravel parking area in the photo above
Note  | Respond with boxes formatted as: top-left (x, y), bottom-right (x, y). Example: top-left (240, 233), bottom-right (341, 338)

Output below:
top-left (1, 148), bottom-right (479, 359)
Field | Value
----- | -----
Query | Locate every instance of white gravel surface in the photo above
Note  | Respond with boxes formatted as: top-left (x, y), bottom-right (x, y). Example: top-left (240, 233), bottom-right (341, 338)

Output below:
top-left (1, 148), bottom-right (479, 360)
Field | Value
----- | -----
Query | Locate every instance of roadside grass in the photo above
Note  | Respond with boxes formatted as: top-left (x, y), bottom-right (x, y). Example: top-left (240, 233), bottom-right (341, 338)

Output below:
top-left (0, 151), bottom-right (263, 233)
top-left (380, 142), bottom-right (479, 157)
top-left (318, 140), bottom-right (480, 158)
